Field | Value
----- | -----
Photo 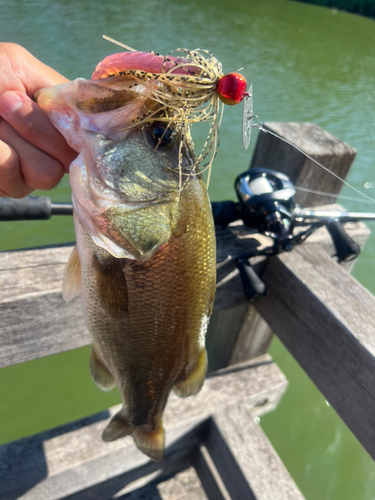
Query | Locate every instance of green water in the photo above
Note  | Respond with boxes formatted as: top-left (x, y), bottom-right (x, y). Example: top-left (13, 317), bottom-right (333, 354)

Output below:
top-left (1, 0), bottom-right (375, 498)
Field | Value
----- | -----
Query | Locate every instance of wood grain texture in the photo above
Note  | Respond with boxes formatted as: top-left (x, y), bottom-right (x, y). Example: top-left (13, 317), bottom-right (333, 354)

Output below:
top-left (116, 467), bottom-right (210, 500)
top-left (0, 211), bottom-right (369, 368)
top-left (0, 355), bottom-right (288, 500)
top-left (254, 243), bottom-right (375, 459)
top-left (228, 305), bottom-right (273, 366)
top-left (251, 122), bottom-right (357, 206)
top-left (193, 445), bottom-right (230, 500)
top-left (243, 121), bottom-right (357, 364)
top-left (207, 401), bottom-right (306, 500)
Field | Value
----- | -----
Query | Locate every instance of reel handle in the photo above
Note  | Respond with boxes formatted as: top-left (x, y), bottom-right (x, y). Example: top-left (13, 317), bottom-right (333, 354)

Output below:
top-left (326, 219), bottom-right (361, 262)
top-left (237, 259), bottom-right (266, 301)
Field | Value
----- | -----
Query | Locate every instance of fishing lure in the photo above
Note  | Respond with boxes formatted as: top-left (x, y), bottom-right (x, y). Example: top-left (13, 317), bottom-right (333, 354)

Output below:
top-left (95, 36), bottom-right (248, 187)
top-left (100, 37), bottom-right (374, 206)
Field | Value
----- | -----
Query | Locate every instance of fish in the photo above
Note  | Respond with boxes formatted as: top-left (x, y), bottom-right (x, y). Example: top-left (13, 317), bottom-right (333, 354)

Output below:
top-left (36, 49), bottom-right (219, 461)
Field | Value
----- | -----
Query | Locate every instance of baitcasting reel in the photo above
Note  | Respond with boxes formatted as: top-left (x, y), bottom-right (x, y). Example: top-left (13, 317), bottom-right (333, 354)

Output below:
top-left (235, 168), bottom-right (296, 244)
top-left (212, 167), bottom-right (375, 301)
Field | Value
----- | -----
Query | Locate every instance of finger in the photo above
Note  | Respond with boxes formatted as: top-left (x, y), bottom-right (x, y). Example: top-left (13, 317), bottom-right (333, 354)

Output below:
top-left (0, 43), bottom-right (70, 96)
top-left (0, 90), bottom-right (77, 172)
top-left (0, 140), bottom-right (33, 198)
top-left (0, 120), bottom-right (65, 194)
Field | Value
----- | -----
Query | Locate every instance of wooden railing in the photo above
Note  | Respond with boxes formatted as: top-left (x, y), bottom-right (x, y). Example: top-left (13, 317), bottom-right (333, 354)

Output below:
top-left (0, 123), bottom-right (374, 499)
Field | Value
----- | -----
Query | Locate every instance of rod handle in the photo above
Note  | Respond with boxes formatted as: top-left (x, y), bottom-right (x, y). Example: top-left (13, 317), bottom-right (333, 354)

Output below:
top-left (0, 196), bottom-right (52, 221)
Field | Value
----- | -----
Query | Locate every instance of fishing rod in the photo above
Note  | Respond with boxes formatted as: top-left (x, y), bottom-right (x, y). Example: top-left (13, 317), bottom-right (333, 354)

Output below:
top-left (1, 167), bottom-right (375, 300)
top-left (0, 196), bottom-right (72, 220)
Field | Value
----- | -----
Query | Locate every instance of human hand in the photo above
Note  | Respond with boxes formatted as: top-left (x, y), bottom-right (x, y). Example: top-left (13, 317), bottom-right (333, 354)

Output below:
top-left (0, 43), bottom-right (77, 198)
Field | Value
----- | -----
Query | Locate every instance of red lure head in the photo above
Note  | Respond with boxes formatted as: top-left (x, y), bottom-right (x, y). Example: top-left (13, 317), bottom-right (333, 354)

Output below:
top-left (216, 73), bottom-right (247, 106)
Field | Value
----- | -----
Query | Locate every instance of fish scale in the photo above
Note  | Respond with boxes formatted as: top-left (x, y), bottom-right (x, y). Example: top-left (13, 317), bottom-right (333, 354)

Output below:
top-left (37, 50), bottom-right (217, 461)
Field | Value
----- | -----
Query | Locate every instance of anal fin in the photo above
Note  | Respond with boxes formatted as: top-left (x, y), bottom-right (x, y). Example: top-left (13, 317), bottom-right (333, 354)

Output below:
top-left (102, 411), bottom-right (133, 442)
top-left (62, 245), bottom-right (81, 302)
top-left (90, 347), bottom-right (116, 391)
top-left (102, 410), bottom-right (165, 461)
top-left (174, 349), bottom-right (207, 398)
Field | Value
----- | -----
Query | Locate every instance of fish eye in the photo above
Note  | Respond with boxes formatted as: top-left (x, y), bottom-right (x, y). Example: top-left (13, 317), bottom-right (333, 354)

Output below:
top-left (151, 124), bottom-right (174, 148)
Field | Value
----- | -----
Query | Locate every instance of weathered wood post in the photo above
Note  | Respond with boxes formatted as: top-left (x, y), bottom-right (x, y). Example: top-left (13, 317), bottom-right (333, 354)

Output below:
top-left (251, 122), bottom-right (356, 206)
top-left (206, 122), bottom-right (357, 371)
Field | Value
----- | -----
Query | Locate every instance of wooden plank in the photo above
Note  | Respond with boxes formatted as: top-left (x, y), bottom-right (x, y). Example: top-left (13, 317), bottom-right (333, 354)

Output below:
top-left (53, 422), bottom-right (202, 500)
top-left (193, 445), bottom-right (231, 500)
top-left (115, 467), bottom-right (209, 500)
top-left (254, 243), bottom-right (375, 460)
top-left (0, 244), bottom-right (74, 301)
top-left (206, 303), bottom-right (249, 372)
top-left (243, 120), bottom-right (358, 364)
top-left (250, 122), bottom-right (357, 207)
top-left (0, 213), bottom-right (369, 367)
top-left (0, 355), bottom-right (288, 499)
top-left (228, 305), bottom-right (273, 365)
top-left (0, 293), bottom-right (88, 368)
top-left (206, 401), bottom-right (305, 500)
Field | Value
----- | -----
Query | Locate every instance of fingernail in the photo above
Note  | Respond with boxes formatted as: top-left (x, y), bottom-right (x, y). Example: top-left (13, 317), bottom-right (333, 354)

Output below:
top-left (0, 92), bottom-right (24, 115)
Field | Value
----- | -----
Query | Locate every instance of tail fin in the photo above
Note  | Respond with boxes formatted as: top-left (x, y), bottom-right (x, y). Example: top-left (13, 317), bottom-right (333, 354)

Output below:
top-left (133, 425), bottom-right (165, 462)
top-left (102, 411), bottom-right (165, 461)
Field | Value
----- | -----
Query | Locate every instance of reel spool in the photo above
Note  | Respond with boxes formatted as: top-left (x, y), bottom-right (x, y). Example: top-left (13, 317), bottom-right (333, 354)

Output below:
top-left (235, 168), bottom-right (296, 241)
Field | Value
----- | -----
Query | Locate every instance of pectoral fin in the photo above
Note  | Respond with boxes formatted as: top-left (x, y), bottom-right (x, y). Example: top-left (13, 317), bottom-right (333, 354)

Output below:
top-left (102, 411), bottom-right (165, 461)
top-left (90, 347), bottom-right (115, 391)
top-left (62, 245), bottom-right (81, 302)
top-left (173, 349), bottom-right (207, 398)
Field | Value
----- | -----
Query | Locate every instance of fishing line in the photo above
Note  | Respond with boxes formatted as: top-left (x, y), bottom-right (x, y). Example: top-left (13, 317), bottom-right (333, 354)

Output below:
top-left (294, 186), bottom-right (375, 205)
top-left (249, 119), bottom-right (375, 206)
top-left (100, 37), bottom-right (374, 205)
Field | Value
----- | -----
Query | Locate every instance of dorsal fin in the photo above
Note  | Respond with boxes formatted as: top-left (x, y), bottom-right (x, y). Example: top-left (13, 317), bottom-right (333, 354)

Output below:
top-left (62, 245), bottom-right (81, 302)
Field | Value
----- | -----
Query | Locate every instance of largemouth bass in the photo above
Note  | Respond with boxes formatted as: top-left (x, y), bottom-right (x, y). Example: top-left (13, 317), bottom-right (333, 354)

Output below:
top-left (37, 50), bottom-right (218, 460)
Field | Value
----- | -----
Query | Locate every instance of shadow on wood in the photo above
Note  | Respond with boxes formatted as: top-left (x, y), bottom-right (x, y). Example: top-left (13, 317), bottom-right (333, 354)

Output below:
top-left (1, 355), bottom-right (298, 500)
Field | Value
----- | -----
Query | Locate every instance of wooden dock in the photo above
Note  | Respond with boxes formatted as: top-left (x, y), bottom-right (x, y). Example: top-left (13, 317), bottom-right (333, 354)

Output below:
top-left (0, 123), bottom-right (374, 499)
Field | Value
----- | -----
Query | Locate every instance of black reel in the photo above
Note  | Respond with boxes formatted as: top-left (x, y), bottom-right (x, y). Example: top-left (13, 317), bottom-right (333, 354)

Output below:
top-left (229, 168), bottom-right (362, 300)
top-left (233, 168), bottom-right (298, 301)
top-left (235, 168), bottom-right (296, 241)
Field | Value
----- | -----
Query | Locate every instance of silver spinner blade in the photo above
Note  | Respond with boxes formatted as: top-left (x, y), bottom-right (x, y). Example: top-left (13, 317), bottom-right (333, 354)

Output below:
top-left (242, 84), bottom-right (253, 150)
